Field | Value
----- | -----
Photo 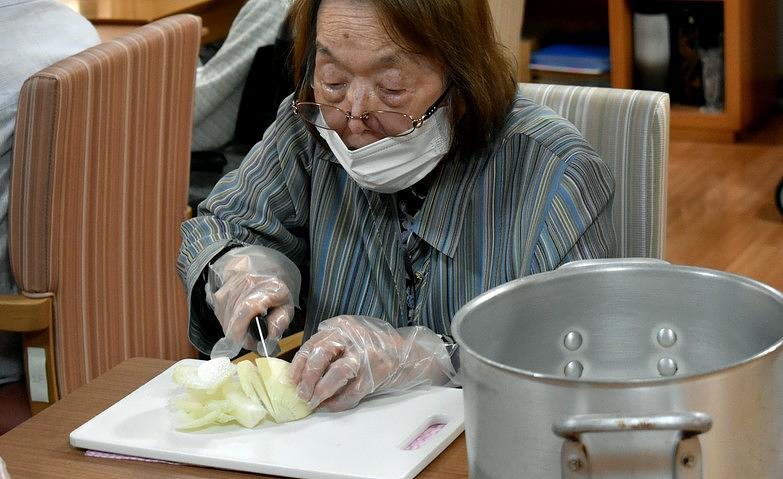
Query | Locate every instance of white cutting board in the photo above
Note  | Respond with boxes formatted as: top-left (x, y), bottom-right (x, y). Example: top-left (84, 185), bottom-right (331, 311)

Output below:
top-left (70, 359), bottom-right (464, 479)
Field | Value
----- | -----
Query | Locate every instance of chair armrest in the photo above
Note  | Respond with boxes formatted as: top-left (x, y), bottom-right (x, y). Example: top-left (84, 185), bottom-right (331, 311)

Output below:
top-left (0, 296), bottom-right (52, 332)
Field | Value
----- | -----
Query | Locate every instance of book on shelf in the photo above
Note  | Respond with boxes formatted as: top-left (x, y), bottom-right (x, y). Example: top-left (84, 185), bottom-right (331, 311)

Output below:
top-left (530, 70), bottom-right (611, 87)
top-left (529, 43), bottom-right (611, 87)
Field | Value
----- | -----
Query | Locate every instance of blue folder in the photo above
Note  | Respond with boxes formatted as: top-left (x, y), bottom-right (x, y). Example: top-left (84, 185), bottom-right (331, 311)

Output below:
top-left (530, 44), bottom-right (611, 75)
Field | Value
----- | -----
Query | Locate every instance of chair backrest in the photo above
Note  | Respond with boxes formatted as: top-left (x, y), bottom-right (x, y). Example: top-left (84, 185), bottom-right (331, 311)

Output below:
top-left (519, 83), bottom-right (669, 258)
top-left (9, 15), bottom-right (201, 395)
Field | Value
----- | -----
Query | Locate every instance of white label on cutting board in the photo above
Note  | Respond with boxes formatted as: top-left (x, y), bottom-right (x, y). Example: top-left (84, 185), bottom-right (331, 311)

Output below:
top-left (70, 359), bottom-right (464, 479)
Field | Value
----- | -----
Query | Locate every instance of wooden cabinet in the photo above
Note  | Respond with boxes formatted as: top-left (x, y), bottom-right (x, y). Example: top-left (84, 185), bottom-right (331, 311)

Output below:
top-left (488, 0), bottom-right (527, 77)
top-left (608, 0), bottom-right (778, 142)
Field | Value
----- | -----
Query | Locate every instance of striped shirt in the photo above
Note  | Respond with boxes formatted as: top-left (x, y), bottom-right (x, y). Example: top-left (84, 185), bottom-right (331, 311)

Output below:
top-left (178, 87), bottom-right (617, 354)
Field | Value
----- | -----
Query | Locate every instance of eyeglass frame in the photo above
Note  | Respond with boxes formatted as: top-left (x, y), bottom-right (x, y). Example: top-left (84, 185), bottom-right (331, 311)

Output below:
top-left (292, 83), bottom-right (453, 137)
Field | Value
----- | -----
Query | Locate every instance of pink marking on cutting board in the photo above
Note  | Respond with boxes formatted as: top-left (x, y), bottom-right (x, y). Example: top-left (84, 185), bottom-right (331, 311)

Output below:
top-left (404, 423), bottom-right (446, 450)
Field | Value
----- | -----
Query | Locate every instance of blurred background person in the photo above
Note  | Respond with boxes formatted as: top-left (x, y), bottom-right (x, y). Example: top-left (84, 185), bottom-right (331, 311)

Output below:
top-left (189, 0), bottom-right (294, 209)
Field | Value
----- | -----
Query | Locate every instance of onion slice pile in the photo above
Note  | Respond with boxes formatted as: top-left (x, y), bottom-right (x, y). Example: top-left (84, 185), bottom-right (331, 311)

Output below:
top-left (171, 357), bottom-right (312, 430)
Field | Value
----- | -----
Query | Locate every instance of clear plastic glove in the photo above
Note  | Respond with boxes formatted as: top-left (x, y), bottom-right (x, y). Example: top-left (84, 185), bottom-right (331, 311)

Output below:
top-left (0, 457), bottom-right (10, 479)
top-left (289, 315), bottom-right (457, 412)
top-left (205, 246), bottom-right (301, 359)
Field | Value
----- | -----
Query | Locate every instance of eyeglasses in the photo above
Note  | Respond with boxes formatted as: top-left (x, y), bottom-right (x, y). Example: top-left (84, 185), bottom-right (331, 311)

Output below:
top-left (292, 84), bottom-right (451, 138)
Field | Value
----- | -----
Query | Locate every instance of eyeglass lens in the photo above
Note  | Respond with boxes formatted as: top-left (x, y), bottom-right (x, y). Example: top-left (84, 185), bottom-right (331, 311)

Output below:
top-left (297, 104), bottom-right (414, 137)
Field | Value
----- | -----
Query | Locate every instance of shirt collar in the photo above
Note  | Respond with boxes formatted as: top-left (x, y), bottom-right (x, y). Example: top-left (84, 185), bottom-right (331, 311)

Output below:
top-left (410, 150), bottom-right (488, 258)
top-left (316, 138), bottom-right (488, 258)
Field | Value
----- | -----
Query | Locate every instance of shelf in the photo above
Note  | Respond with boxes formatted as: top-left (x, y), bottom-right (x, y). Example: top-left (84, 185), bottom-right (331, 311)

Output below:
top-left (608, 0), bottom-right (778, 142)
top-left (670, 105), bottom-right (735, 142)
top-left (520, 0), bottom-right (776, 141)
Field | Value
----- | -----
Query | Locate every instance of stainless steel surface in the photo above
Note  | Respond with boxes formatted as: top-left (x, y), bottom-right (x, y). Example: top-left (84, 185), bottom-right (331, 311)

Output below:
top-left (552, 412), bottom-right (712, 439)
top-left (564, 360), bottom-right (584, 378)
top-left (452, 259), bottom-right (783, 478)
top-left (564, 331), bottom-right (583, 351)
top-left (656, 328), bottom-right (677, 347)
top-left (657, 357), bottom-right (678, 377)
top-left (556, 412), bottom-right (711, 479)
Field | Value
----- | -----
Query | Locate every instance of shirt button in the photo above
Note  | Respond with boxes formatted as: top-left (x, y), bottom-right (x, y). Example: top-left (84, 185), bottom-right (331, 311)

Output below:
top-left (414, 271), bottom-right (423, 283)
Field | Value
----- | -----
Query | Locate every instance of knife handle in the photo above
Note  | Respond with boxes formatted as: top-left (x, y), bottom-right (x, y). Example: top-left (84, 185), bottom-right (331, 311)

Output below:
top-left (248, 314), bottom-right (268, 342)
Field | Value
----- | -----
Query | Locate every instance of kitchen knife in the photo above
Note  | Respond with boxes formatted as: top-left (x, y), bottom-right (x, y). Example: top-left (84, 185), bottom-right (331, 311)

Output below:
top-left (247, 314), bottom-right (277, 419)
top-left (250, 315), bottom-right (270, 358)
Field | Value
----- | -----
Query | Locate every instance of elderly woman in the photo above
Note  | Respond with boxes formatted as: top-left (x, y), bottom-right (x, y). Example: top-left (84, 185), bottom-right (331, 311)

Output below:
top-left (178, 0), bottom-right (616, 412)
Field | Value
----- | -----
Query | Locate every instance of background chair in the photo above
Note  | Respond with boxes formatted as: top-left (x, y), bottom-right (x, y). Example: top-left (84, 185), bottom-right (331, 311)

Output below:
top-left (0, 15), bottom-right (202, 415)
top-left (519, 83), bottom-right (670, 258)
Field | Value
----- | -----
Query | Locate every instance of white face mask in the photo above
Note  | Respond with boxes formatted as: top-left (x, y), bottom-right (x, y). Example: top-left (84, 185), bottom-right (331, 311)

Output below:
top-left (318, 107), bottom-right (452, 194)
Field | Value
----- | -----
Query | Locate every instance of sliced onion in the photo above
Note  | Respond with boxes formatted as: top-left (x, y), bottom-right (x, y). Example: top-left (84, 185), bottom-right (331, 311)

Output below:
top-left (171, 358), bottom-right (310, 430)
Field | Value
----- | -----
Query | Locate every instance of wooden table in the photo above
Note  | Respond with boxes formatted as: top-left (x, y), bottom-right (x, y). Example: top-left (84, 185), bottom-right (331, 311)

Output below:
top-left (0, 358), bottom-right (469, 478)
top-left (59, 0), bottom-right (246, 43)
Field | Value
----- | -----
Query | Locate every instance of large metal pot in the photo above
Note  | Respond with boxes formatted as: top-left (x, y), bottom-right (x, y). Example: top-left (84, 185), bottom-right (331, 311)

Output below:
top-left (451, 259), bottom-right (783, 479)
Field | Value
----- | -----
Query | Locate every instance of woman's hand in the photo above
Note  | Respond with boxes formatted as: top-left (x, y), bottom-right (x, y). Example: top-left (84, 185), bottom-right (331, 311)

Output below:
top-left (289, 315), bottom-right (456, 412)
top-left (211, 267), bottom-right (294, 350)
top-left (206, 246), bottom-right (301, 358)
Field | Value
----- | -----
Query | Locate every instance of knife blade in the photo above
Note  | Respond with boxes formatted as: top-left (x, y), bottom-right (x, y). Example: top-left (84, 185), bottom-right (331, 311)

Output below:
top-left (249, 314), bottom-right (270, 358)
top-left (247, 314), bottom-right (277, 419)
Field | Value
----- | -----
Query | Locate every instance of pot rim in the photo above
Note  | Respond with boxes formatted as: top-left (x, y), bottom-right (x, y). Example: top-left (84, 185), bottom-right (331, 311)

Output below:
top-left (451, 260), bottom-right (783, 386)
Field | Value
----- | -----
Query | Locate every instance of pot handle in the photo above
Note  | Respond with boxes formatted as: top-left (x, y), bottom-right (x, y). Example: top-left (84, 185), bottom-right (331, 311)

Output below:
top-left (553, 412), bottom-right (713, 479)
top-left (552, 412), bottom-right (712, 440)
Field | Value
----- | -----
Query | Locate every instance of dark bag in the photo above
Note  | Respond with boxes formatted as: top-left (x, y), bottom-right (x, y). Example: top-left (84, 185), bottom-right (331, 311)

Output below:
top-left (189, 19), bottom-right (295, 211)
top-left (233, 19), bottom-right (295, 147)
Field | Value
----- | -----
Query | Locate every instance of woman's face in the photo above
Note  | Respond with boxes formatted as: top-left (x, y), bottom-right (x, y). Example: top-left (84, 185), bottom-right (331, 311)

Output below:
top-left (313, 0), bottom-right (446, 149)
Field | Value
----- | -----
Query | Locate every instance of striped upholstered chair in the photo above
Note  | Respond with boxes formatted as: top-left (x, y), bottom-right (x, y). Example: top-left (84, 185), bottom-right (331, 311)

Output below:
top-left (520, 83), bottom-right (670, 258)
top-left (0, 15), bottom-right (201, 413)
